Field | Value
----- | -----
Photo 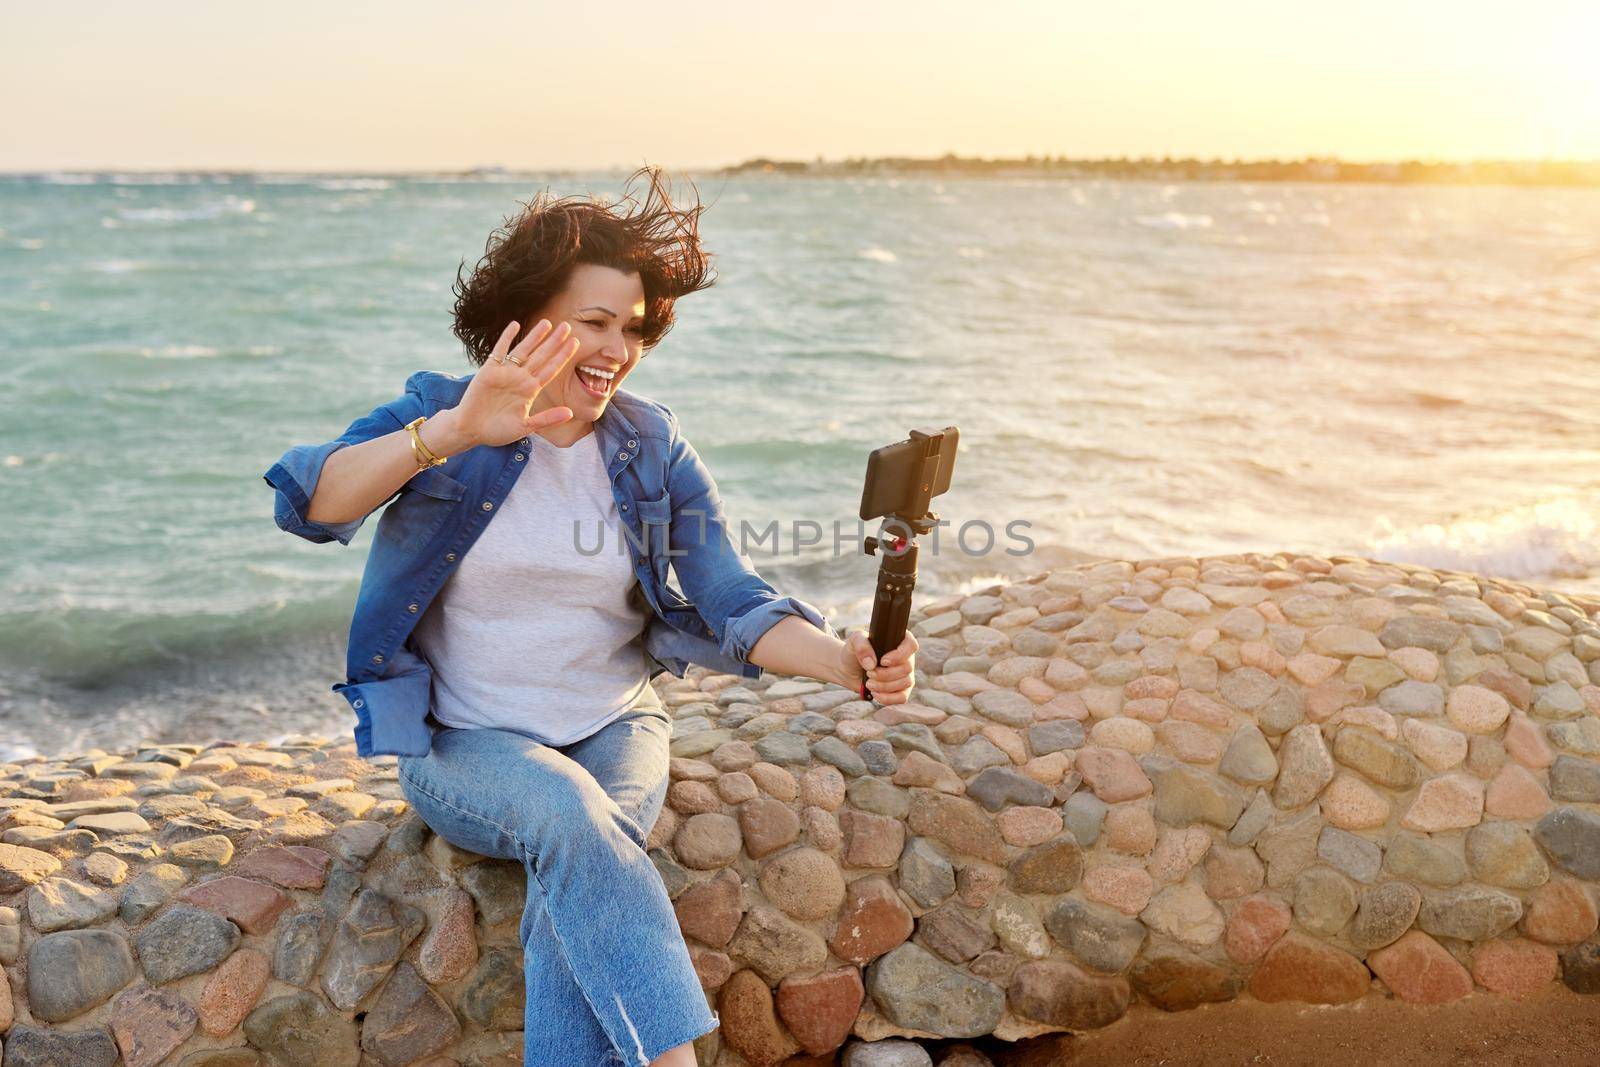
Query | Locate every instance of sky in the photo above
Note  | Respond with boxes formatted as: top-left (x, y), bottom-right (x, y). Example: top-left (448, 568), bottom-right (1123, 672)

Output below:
top-left (3, 1), bottom-right (1597, 171)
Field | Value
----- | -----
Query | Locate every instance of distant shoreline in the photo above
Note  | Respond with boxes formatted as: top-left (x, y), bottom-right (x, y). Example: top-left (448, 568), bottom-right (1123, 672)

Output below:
top-left (719, 154), bottom-right (1600, 187)
top-left (4, 155), bottom-right (1599, 188)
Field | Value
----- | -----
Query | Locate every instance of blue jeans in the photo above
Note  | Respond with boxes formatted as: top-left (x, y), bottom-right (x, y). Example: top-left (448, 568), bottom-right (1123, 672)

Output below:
top-left (397, 687), bottom-right (719, 1065)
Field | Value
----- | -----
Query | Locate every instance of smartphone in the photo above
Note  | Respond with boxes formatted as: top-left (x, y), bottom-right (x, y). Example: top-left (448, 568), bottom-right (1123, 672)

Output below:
top-left (858, 426), bottom-right (959, 521)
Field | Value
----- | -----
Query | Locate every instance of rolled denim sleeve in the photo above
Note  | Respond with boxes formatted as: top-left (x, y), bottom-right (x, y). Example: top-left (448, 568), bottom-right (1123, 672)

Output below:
top-left (262, 376), bottom-right (424, 546)
top-left (264, 440), bottom-right (366, 545)
top-left (722, 594), bottom-right (839, 664)
top-left (662, 405), bottom-right (838, 667)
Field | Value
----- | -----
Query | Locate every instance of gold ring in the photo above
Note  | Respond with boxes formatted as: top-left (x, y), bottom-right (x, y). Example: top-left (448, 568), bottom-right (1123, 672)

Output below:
top-left (505, 354), bottom-right (524, 366)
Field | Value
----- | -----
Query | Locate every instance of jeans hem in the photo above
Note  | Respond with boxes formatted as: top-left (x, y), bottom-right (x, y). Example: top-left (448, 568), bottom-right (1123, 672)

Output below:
top-left (633, 1010), bottom-right (720, 1066)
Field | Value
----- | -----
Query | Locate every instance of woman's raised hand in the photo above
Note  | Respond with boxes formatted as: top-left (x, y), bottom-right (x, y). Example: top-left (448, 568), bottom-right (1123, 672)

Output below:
top-left (452, 320), bottom-right (585, 448)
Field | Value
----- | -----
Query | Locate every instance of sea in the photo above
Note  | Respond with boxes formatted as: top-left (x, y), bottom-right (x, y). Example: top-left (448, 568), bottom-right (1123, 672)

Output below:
top-left (2, 171), bottom-right (1597, 759)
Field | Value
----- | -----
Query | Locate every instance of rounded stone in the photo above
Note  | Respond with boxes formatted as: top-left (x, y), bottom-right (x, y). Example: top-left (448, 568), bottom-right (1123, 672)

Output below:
top-left (971, 689), bottom-right (1036, 727)
top-left (776, 966), bottom-right (865, 1056)
top-left (1075, 747), bottom-right (1153, 803)
top-left (672, 867), bottom-right (742, 950)
top-left (759, 847), bottom-right (846, 921)
top-left (137, 904), bottom-right (241, 984)
top-left (1320, 773), bottom-right (1390, 830)
top-left (1248, 934), bottom-right (1370, 1004)
top-left (1384, 833), bottom-right (1466, 887)
top-left (1274, 724), bottom-right (1334, 809)
top-left (719, 967), bottom-right (802, 1066)
top-left (1400, 774), bottom-right (1484, 833)
top-left (998, 805), bottom-right (1064, 847)
top-left (842, 1038), bottom-right (933, 1067)
top-left (1130, 946), bottom-right (1244, 1011)
top-left (1447, 684), bottom-right (1511, 734)
top-left (864, 942), bottom-right (1006, 1038)
top-left (1369, 929), bottom-right (1473, 1004)
top-left (1044, 897), bottom-right (1146, 974)
top-left (1397, 719), bottom-right (1465, 773)
top-left (1008, 836), bottom-right (1084, 894)
top-left (243, 992), bottom-right (359, 1067)
top-left (1203, 846), bottom-right (1266, 900)
top-left (674, 812), bottom-right (743, 869)
top-left (730, 905), bottom-right (830, 983)
top-left (1474, 939), bottom-right (1559, 997)
top-left (26, 876), bottom-right (119, 933)
top-left (830, 876), bottom-right (914, 965)
top-left (1418, 886), bottom-right (1523, 941)
top-left (1466, 821), bottom-right (1550, 889)
top-left (1224, 894), bottom-right (1291, 964)
top-left (1082, 865), bottom-right (1154, 916)
top-left (26, 928), bottom-right (136, 1022)
top-left (800, 765), bottom-right (847, 810)
top-left (1104, 805), bottom-right (1157, 855)
top-left (1332, 727), bottom-right (1421, 791)
top-left (1218, 724), bottom-right (1278, 786)
top-left (1485, 763), bottom-right (1551, 820)
top-left (740, 796), bottom-right (802, 859)
top-left (1534, 806), bottom-right (1600, 879)
top-left (1293, 867), bottom-right (1358, 937)
top-left (0, 842), bottom-right (62, 893)
top-left (896, 837), bottom-right (956, 908)
top-left (1521, 879), bottom-right (1599, 945)
top-left (1140, 883), bottom-right (1225, 949)
top-left (1006, 958), bottom-right (1131, 1030)
top-left (1088, 717), bottom-right (1155, 755)
top-left (198, 948), bottom-right (272, 1037)
top-left (1347, 881), bottom-right (1422, 950)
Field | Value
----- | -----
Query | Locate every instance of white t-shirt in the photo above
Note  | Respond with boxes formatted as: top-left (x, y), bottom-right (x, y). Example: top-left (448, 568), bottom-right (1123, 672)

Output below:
top-left (410, 428), bottom-right (655, 744)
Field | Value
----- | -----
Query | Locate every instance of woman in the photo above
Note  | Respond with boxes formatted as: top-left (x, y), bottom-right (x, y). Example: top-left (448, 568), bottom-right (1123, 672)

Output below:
top-left (263, 167), bottom-right (918, 1067)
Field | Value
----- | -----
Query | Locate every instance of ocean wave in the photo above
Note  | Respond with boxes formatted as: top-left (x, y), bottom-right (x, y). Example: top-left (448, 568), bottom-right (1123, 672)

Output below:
top-left (109, 173), bottom-right (204, 186)
top-left (0, 587), bottom-right (359, 687)
top-left (1366, 493), bottom-right (1600, 585)
top-left (1133, 212), bottom-right (1214, 230)
top-left (137, 344), bottom-right (220, 359)
top-left (116, 196), bottom-right (256, 223)
top-left (314, 178), bottom-right (393, 191)
top-left (88, 259), bottom-right (151, 274)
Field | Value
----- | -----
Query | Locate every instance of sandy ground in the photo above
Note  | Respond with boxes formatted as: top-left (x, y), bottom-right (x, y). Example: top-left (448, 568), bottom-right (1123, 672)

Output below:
top-left (966, 987), bottom-right (1600, 1066)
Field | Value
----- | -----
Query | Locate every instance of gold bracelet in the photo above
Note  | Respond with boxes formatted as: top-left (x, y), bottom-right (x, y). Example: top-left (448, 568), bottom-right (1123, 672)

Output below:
top-left (404, 416), bottom-right (447, 470)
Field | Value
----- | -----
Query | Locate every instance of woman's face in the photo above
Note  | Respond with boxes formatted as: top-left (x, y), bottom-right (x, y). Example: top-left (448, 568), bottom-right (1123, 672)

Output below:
top-left (526, 262), bottom-right (648, 428)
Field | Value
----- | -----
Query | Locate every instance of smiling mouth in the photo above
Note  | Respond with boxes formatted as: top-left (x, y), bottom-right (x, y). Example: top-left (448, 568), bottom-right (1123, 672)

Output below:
top-left (577, 367), bottom-right (614, 399)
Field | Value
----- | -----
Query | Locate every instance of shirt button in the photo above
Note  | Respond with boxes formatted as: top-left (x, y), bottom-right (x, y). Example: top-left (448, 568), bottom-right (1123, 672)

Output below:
top-left (407, 603), bottom-right (419, 613)
top-left (617, 451), bottom-right (629, 461)
top-left (514, 453), bottom-right (525, 462)
top-left (621, 503), bottom-right (629, 511)
top-left (372, 654), bottom-right (384, 664)
top-left (353, 698), bottom-right (365, 709)
top-left (482, 501), bottom-right (494, 511)
top-left (627, 439), bottom-right (637, 448)
top-left (445, 552), bottom-right (457, 562)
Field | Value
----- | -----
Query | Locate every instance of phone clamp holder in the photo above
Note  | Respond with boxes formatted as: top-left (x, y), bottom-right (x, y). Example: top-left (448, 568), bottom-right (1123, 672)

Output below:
top-left (855, 427), bottom-right (958, 701)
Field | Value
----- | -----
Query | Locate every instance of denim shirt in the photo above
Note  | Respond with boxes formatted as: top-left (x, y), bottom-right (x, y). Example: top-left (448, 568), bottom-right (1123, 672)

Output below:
top-left (263, 370), bottom-right (836, 758)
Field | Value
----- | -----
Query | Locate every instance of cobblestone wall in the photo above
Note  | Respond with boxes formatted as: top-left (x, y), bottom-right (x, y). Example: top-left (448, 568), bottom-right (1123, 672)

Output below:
top-left (2, 553), bottom-right (1599, 1066)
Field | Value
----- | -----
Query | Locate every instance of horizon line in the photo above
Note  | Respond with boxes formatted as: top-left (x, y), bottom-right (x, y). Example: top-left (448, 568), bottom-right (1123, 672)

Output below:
top-left (4, 151), bottom-right (1600, 177)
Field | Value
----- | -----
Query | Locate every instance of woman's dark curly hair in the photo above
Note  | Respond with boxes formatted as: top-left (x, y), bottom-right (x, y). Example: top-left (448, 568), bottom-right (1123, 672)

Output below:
top-left (451, 165), bottom-right (716, 365)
